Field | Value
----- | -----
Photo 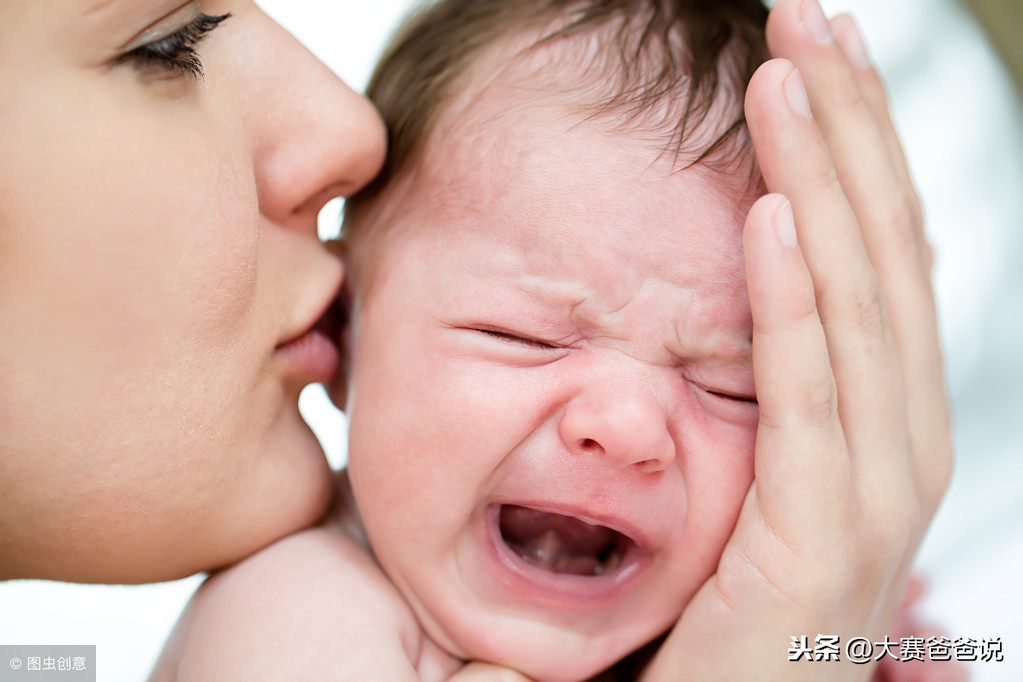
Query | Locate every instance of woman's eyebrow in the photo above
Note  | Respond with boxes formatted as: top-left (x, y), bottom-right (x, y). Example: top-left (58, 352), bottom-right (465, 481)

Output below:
top-left (83, 0), bottom-right (117, 17)
top-left (82, 0), bottom-right (187, 26)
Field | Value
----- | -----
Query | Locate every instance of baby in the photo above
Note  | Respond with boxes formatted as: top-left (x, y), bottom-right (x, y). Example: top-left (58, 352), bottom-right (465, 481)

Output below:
top-left (155, 0), bottom-right (951, 680)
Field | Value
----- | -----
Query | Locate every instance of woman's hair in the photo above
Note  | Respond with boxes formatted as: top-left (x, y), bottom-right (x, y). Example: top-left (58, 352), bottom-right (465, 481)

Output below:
top-left (345, 0), bottom-right (769, 228)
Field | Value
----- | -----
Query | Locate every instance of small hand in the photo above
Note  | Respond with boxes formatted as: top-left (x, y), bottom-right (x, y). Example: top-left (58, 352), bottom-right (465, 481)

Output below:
top-left (447, 662), bottom-right (534, 682)
top-left (871, 577), bottom-right (969, 682)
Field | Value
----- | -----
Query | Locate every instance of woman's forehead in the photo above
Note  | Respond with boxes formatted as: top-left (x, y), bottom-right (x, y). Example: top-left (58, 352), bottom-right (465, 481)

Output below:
top-left (0, 0), bottom-right (193, 47)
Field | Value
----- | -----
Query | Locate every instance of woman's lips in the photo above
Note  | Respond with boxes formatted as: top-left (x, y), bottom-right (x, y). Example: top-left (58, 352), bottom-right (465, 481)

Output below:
top-left (275, 301), bottom-right (342, 383)
top-left (481, 503), bottom-right (651, 609)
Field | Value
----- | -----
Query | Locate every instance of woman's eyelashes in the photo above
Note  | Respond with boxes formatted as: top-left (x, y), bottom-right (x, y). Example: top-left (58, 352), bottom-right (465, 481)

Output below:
top-left (118, 13), bottom-right (230, 80)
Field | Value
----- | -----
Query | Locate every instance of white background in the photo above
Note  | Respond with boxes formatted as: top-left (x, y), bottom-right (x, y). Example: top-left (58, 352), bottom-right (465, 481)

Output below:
top-left (1, 1), bottom-right (1021, 679)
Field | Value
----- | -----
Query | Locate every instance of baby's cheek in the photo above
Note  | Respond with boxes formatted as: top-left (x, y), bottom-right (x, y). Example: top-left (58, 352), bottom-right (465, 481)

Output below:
top-left (679, 415), bottom-right (757, 548)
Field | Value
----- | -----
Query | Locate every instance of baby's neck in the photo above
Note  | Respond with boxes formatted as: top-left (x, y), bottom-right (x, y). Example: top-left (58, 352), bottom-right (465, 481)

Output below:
top-left (323, 469), bottom-right (371, 552)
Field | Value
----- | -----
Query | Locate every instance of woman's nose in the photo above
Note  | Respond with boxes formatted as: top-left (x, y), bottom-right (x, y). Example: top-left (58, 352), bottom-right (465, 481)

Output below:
top-left (558, 382), bottom-right (677, 474)
top-left (241, 9), bottom-right (386, 231)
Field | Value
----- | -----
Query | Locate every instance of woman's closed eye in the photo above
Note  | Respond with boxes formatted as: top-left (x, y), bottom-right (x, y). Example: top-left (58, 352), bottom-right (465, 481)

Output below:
top-left (117, 12), bottom-right (230, 80)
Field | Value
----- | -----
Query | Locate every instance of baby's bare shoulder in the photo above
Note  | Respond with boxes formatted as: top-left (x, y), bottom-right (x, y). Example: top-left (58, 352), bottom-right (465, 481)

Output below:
top-left (203, 524), bottom-right (406, 619)
top-left (151, 524), bottom-right (422, 681)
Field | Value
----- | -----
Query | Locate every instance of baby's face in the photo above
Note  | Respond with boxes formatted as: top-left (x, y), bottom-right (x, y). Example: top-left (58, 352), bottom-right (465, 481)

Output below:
top-left (344, 84), bottom-right (758, 680)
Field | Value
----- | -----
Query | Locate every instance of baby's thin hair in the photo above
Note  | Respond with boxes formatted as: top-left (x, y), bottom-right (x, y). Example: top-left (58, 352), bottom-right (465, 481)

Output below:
top-left (345, 0), bottom-right (769, 227)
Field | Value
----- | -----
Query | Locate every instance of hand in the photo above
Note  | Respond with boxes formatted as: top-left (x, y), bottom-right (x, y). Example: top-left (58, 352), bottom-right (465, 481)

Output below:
top-left (641, 0), bottom-right (952, 679)
top-left (872, 577), bottom-right (969, 682)
top-left (447, 662), bottom-right (533, 682)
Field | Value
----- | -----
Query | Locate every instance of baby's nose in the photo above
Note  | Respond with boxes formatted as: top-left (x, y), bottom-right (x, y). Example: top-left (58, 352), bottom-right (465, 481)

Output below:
top-left (558, 383), bottom-right (676, 473)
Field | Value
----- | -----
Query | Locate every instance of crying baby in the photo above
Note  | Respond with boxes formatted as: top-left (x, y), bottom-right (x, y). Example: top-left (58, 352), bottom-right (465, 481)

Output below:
top-left (156, 1), bottom-right (768, 680)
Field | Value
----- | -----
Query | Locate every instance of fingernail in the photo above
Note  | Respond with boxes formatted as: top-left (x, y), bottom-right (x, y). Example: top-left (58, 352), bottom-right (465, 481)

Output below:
top-left (836, 16), bottom-right (871, 69)
top-left (802, 0), bottom-right (834, 45)
top-left (784, 68), bottom-right (813, 119)
top-left (773, 200), bottom-right (798, 248)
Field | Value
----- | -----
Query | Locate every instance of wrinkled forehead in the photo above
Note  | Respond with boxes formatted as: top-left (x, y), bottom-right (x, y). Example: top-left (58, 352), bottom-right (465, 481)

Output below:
top-left (348, 24), bottom-right (760, 313)
top-left (438, 99), bottom-right (748, 271)
top-left (422, 35), bottom-right (756, 248)
top-left (353, 75), bottom-right (754, 341)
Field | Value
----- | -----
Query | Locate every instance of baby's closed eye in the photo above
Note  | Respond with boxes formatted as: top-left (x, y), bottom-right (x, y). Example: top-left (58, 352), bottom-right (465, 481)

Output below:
top-left (474, 327), bottom-right (563, 351)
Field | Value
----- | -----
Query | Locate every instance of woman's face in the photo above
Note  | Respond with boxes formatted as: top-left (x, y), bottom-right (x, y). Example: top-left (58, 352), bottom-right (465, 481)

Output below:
top-left (0, 0), bottom-right (385, 582)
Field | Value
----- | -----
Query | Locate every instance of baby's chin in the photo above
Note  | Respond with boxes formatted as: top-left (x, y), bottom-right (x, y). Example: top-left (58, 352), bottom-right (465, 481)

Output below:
top-left (436, 617), bottom-right (631, 681)
top-left (400, 504), bottom-right (689, 680)
top-left (415, 593), bottom-right (673, 682)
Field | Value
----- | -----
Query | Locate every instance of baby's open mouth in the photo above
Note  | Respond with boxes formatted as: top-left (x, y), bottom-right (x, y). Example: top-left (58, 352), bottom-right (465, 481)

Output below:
top-left (498, 505), bottom-right (632, 576)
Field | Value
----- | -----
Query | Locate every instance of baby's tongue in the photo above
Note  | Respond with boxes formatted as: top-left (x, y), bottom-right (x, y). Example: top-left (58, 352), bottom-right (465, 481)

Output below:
top-left (499, 505), bottom-right (621, 576)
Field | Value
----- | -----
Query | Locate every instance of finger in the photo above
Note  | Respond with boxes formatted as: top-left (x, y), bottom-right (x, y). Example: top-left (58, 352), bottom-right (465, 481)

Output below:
top-left (767, 0), bottom-right (926, 266)
top-left (829, 13), bottom-right (953, 500)
top-left (447, 662), bottom-right (533, 682)
top-left (745, 58), bottom-right (910, 482)
top-left (767, 1), bottom-right (932, 325)
top-left (744, 193), bottom-right (849, 531)
top-left (765, 0), bottom-right (951, 496)
top-left (882, 574), bottom-right (928, 637)
top-left (899, 574), bottom-right (927, 610)
top-left (829, 14), bottom-right (919, 215)
top-left (876, 648), bottom-right (971, 682)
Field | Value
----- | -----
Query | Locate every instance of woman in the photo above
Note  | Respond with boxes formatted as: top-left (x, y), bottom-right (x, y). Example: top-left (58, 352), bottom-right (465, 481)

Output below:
top-left (0, 0), bottom-right (385, 583)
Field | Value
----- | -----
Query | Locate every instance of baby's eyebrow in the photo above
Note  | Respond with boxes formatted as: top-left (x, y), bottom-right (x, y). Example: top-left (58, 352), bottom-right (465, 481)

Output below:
top-left (676, 333), bottom-right (754, 367)
top-left (507, 275), bottom-right (588, 309)
top-left (497, 275), bottom-right (755, 364)
top-left (476, 276), bottom-right (590, 329)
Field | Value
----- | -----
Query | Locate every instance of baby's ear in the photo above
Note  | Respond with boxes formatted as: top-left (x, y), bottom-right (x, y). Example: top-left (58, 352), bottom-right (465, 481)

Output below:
top-left (326, 239), bottom-right (351, 413)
